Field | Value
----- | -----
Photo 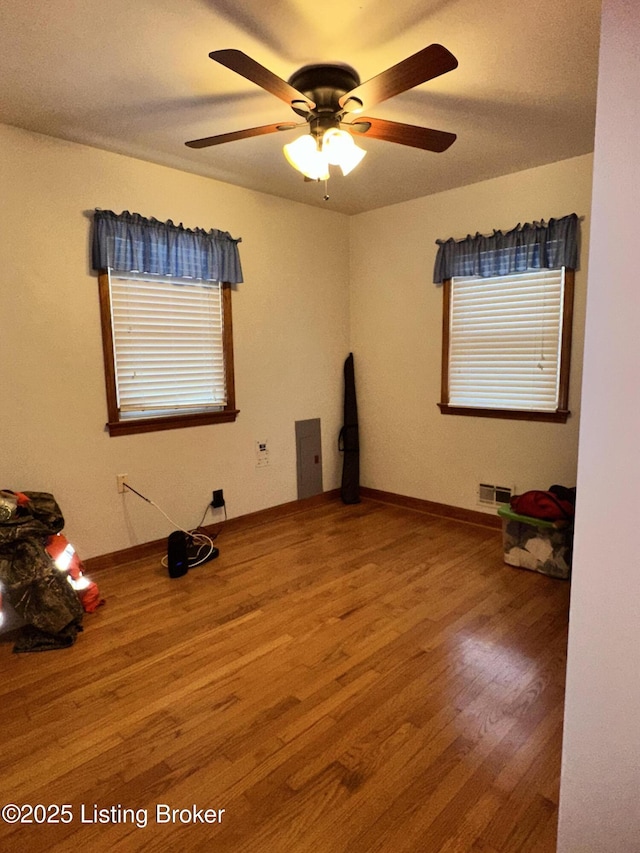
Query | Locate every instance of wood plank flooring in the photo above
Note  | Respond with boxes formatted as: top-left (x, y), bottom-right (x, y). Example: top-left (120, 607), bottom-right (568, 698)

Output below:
top-left (0, 497), bottom-right (570, 852)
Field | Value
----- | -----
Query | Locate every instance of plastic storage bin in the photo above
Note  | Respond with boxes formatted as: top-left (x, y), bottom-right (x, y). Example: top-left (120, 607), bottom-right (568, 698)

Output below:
top-left (498, 505), bottom-right (573, 579)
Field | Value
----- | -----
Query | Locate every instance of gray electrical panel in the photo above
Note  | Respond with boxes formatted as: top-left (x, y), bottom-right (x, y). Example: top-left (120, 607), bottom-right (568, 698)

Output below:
top-left (295, 418), bottom-right (323, 500)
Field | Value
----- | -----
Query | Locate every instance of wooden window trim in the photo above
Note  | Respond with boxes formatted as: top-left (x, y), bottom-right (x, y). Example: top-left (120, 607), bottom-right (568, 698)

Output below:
top-left (438, 268), bottom-right (574, 424)
top-left (98, 272), bottom-right (239, 436)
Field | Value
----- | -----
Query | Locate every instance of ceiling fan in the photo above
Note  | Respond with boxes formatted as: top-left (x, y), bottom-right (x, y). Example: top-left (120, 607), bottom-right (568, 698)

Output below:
top-left (186, 47), bottom-right (458, 182)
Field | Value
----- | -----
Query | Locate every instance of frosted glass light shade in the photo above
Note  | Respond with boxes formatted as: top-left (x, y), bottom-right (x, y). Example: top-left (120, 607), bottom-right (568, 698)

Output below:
top-left (283, 135), bottom-right (330, 180)
top-left (322, 129), bottom-right (367, 175)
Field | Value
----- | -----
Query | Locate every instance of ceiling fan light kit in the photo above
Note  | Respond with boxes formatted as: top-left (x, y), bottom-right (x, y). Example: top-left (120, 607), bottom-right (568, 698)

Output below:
top-left (284, 128), bottom-right (366, 180)
top-left (186, 45), bottom-right (458, 192)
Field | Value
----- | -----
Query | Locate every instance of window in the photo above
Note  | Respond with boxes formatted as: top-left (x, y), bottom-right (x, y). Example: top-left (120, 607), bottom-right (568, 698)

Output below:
top-left (98, 270), bottom-right (237, 436)
top-left (92, 209), bottom-right (243, 436)
top-left (439, 267), bottom-right (574, 422)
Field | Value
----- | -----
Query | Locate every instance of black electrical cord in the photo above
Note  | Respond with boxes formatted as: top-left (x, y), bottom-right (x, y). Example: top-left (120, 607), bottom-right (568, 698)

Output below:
top-left (193, 501), bottom-right (228, 538)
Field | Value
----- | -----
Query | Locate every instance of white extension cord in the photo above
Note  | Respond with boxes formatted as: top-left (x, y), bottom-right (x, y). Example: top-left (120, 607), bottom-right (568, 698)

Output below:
top-left (122, 482), bottom-right (218, 568)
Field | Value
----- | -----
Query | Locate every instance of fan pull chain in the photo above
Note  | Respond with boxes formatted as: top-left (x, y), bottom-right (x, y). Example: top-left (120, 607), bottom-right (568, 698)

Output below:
top-left (323, 178), bottom-right (330, 201)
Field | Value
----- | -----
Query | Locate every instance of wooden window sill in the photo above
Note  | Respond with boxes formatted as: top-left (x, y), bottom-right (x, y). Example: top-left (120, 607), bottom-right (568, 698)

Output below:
top-left (106, 409), bottom-right (240, 436)
top-left (438, 404), bottom-right (570, 423)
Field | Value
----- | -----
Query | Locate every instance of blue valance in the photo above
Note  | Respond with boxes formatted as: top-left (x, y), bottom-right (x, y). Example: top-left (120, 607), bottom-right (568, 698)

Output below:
top-left (433, 212), bottom-right (579, 284)
top-left (92, 209), bottom-right (243, 284)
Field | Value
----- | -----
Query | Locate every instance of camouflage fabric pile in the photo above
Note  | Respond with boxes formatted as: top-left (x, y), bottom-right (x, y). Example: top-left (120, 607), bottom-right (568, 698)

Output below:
top-left (0, 491), bottom-right (83, 652)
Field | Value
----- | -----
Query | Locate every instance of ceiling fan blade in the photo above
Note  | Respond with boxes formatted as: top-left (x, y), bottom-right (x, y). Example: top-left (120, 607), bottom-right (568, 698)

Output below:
top-left (339, 44), bottom-right (458, 113)
top-left (209, 49), bottom-right (315, 113)
top-left (186, 122), bottom-right (302, 149)
top-left (346, 117), bottom-right (456, 152)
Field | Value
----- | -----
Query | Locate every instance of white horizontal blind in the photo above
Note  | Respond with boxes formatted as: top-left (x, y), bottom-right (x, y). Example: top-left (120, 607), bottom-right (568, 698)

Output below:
top-left (109, 271), bottom-right (226, 418)
top-left (448, 268), bottom-right (564, 411)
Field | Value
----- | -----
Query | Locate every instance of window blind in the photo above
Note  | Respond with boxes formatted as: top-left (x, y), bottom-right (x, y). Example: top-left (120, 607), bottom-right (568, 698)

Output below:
top-left (109, 271), bottom-right (226, 418)
top-left (448, 268), bottom-right (564, 411)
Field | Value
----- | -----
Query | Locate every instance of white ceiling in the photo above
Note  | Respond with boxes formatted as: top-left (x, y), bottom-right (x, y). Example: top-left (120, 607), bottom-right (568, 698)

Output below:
top-left (0, 0), bottom-right (601, 215)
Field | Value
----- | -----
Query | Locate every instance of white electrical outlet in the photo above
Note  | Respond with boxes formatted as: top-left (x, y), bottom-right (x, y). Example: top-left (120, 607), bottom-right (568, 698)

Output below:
top-left (117, 474), bottom-right (128, 494)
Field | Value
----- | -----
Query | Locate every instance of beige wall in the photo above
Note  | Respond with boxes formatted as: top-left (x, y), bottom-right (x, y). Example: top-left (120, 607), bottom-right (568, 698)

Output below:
top-left (349, 154), bottom-right (593, 512)
top-left (0, 124), bottom-right (350, 558)
top-left (0, 121), bottom-right (594, 561)
top-left (558, 0), bottom-right (640, 848)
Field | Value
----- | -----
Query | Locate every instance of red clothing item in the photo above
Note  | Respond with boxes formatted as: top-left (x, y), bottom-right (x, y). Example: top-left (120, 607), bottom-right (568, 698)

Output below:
top-left (77, 582), bottom-right (105, 613)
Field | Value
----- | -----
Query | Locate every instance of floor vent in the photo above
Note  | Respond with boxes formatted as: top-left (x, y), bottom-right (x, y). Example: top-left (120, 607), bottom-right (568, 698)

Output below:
top-left (478, 483), bottom-right (513, 507)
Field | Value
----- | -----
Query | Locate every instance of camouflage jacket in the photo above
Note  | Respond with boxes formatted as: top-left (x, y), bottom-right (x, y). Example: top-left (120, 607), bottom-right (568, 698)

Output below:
top-left (0, 491), bottom-right (83, 647)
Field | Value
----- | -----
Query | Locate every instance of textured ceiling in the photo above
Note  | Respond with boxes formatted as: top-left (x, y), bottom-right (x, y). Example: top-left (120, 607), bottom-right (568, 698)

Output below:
top-left (0, 0), bottom-right (601, 215)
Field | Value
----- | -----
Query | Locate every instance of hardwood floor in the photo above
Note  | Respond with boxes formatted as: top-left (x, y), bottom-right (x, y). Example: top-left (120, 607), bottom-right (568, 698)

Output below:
top-left (0, 497), bottom-right (570, 852)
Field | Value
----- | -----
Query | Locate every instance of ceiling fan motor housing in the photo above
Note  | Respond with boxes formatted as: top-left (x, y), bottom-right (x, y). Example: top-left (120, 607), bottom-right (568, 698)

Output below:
top-left (287, 64), bottom-right (361, 134)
